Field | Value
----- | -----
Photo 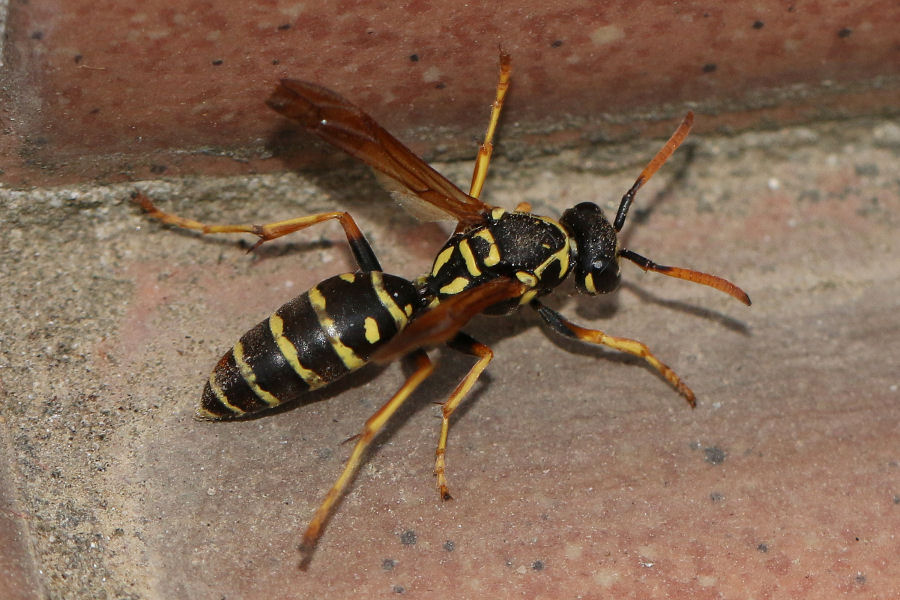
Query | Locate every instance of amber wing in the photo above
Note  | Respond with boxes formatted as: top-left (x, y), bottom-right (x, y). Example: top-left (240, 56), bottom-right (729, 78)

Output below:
top-left (372, 278), bottom-right (527, 363)
top-left (267, 80), bottom-right (490, 227)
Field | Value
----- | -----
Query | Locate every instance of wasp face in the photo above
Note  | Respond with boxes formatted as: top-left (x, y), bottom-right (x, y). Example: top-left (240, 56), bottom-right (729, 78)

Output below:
top-left (559, 202), bottom-right (621, 295)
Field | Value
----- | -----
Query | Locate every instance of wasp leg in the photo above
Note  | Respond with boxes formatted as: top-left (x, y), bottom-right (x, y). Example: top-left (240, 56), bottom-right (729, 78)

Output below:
top-left (434, 333), bottom-right (493, 501)
top-left (469, 52), bottom-right (511, 200)
top-left (531, 300), bottom-right (696, 407)
top-left (300, 351), bottom-right (434, 562)
top-left (134, 192), bottom-right (382, 271)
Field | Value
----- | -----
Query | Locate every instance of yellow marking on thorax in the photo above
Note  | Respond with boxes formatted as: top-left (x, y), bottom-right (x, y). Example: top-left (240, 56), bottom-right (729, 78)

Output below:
top-left (474, 229), bottom-right (500, 267)
top-left (233, 341), bottom-right (281, 407)
top-left (491, 207), bottom-right (506, 220)
top-left (339, 273), bottom-right (356, 283)
top-left (457, 239), bottom-right (482, 277)
top-left (370, 272), bottom-right (408, 329)
top-left (269, 314), bottom-right (326, 388)
top-left (439, 276), bottom-right (470, 295)
top-left (404, 303), bottom-right (413, 317)
top-left (515, 271), bottom-right (538, 287)
top-left (364, 317), bottom-right (381, 344)
top-left (309, 286), bottom-right (366, 370)
top-left (431, 246), bottom-right (455, 277)
top-left (207, 371), bottom-right (245, 415)
top-left (518, 289), bottom-right (539, 305)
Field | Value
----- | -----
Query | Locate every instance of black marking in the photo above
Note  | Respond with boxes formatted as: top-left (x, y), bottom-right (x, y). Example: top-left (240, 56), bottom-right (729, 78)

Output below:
top-left (239, 319), bottom-right (312, 402)
top-left (277, 294), bottom-right (350, 385)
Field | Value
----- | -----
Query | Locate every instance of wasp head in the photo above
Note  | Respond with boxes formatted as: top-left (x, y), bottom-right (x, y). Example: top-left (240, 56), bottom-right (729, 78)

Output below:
top-left (559, 202), bottom-right (621, 295)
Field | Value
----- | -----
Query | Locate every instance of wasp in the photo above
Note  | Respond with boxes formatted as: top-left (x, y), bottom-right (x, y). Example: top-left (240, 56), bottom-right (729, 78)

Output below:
top-left (136, 53), bottom-right (750, 562)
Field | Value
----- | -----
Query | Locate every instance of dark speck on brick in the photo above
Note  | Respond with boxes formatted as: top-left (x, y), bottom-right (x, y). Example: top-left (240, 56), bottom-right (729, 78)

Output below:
top-left (702, 63), bottom-right (717, 73)
top-left (393, 585), bottom-right (405, 593)
top-left (757, 542), bottom-right (768, 552)
top-left (704, 446), bottom-right (726, 464)
top-left (443, 540), bottom-right (455, 552)
top-left (532, 560), bottom-right (545, 571)
top-left (400, 529), bottom-right (417, 546)
top-left (212, 59), bottom-right (223, 66)
top-left (838, 28), bottom-right (852, 38)
top-left (551, 40), bottom-right (563, 48)
top-left (278, 23), bottom-right (291, 30)
top-left (409, 54), bottom-right (419, 62)
top-left (382, 558), bottom-right (396, 570)
top-left (753, 20), bottom-right (764, 29)
top-left (710, 491), bottom-right (725, 502)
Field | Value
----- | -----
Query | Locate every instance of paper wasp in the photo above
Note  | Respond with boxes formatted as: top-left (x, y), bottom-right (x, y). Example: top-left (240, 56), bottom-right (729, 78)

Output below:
top-left (137, 53), bottom-right (750, 562)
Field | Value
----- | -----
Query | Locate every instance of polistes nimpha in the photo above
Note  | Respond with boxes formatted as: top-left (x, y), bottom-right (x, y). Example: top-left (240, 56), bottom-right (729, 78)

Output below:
top-left (137, 53), bottom-right (750, 564)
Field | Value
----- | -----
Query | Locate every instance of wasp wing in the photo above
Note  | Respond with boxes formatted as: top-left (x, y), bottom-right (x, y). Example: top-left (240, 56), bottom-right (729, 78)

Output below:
top-left (267, 80), bottom-right (490, 227)
top-left (372, 278), bottom-right (527, 363)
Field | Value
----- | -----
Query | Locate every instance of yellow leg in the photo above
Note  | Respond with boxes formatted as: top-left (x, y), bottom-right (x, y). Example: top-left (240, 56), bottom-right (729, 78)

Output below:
top-left (533, 302), bottom-right (696, 407)
top-left (434, 334), bottom-right (493, 500)
top-left (134, 192), bottom-right (381, 270)
top-left (469, 52), bottom-right (512, 200)
top-left (300, 352), bottom-right (435, 561)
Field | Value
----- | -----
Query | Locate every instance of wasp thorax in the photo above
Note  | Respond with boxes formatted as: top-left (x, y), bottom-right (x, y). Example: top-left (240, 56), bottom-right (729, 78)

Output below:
top-left (559, 202), bottom-right (621, 295)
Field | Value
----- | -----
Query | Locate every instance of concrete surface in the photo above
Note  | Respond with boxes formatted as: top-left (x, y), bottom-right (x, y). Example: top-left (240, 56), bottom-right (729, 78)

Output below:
top-left (1, 115), bottom-right (899, 598)
top-left (2, 0), bottom-right (898, 185)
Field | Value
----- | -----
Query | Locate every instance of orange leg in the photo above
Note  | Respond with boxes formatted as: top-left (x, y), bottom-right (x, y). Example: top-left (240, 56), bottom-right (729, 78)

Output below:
top-left (434, 333), bottom-right (494, 500)
top-left (299, 351), bottom-right (435, 564)
top-left (469, 52), bottom-right (512, 200)
top-left (134, 192), bottom-right (381, 271)
top-left (532, 301), bottom-right (696, 407)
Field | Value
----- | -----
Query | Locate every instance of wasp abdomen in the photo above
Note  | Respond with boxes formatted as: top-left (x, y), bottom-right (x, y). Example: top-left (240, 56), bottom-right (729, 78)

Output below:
top-left (198, 271), bottom-right (418, 419)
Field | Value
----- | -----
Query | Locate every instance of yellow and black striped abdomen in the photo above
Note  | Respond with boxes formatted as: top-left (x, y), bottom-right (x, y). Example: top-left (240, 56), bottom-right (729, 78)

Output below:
top-left (198, 271), bottom-right (418, 419)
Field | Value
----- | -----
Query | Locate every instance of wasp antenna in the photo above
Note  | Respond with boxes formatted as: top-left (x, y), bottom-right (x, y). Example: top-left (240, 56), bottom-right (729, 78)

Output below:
top-left (614, 112), bottom-right (694, 232)
top-left (619, 248), bottom-right (751, 306)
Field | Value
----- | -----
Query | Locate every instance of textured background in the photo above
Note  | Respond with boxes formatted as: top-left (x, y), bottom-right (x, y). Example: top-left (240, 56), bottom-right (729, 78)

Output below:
top-left (1, 1), bottom-right (899, 598)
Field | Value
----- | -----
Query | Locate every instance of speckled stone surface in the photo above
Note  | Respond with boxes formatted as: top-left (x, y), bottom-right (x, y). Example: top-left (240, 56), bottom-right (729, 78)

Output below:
top-left (1, 114), bottom-right (898, 597)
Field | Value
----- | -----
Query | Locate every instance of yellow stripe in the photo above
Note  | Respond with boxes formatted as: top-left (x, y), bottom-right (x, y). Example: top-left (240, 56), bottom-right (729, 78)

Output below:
top-left (233, 341), bottom-right (280, 407)
top-left (339, 273), bottom-right (356, 283)
top-left (515, 271), bottom-right (538, 287)
top-left (534, 217), bottom-right (571, 280)
top-left (309, 286), bottom-right (366, 370)
top-left (474, 229), bottom-right (500, 267)
top-left (583, 272), bottom-right (597, 294)
top-left (439, 276), bottom-right (470, 295)
top-left (431, 246), bottom-right (455, 277)
top-left (195, 407), bottom-right (221, 420)
top-left (269, 314), bottom-right (326, 389)
top-left (518, 289), bottom-right (538, 305)
top-left (364, 317), bottom-right (381, 344)
top-left (491, 207), bottom-right (506, 220)
top-left (371, 272), bottom-right (409, 329)
top-left (207, 371), bottom-right (245, 415)
top-left (458, 239), bottom-right (482, 277)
